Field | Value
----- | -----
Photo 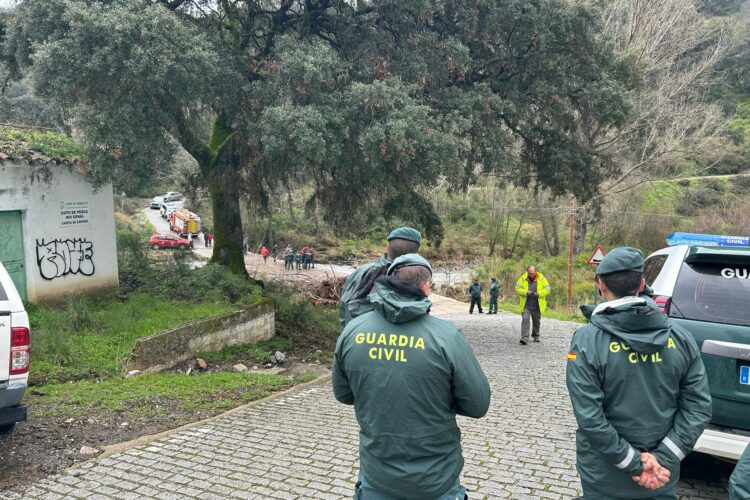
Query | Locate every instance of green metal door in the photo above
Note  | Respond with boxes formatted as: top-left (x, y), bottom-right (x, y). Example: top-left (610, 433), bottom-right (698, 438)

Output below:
top-left (0, 211), bottom-right (26, 301)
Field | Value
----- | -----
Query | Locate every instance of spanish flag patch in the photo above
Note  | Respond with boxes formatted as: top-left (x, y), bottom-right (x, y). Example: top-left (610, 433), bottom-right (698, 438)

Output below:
top-left (567, 352), bottom-right (577, 361)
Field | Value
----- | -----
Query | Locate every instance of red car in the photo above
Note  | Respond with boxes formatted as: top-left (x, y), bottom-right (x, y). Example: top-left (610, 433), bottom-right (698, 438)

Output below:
top-left (148, 233), bottom-right (191, 250)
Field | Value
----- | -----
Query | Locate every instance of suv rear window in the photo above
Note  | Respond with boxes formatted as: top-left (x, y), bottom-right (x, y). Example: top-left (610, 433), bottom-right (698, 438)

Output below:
top-left (671, 262), bottom-right (750, 326)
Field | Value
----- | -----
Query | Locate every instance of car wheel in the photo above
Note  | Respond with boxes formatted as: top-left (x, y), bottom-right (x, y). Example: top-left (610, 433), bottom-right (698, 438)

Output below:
top-left (0, 423), bottom-right (16, 434)
top-left (152, 244), bottom-right (161, 250)
top-left (178, 244), bottom-right (187, 250)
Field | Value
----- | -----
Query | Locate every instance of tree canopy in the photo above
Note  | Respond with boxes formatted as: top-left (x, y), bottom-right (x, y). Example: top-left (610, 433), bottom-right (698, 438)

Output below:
top-left (3, 0), bottom-right (637, 274)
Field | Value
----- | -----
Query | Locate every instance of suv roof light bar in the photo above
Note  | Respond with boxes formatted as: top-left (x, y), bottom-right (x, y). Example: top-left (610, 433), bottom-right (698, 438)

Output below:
top-left (666, 232), bottom-right (750, 247)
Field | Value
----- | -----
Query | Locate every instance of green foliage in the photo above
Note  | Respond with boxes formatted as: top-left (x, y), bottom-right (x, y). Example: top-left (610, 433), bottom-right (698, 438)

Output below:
top-left (117, 222), bottom-right (263, 304)
top-left (5, 0), bottom-right (638, 263)
top-left (0, 126), bottom-right (83, 160)
top-left (27, 293), bottom-right (237, 385)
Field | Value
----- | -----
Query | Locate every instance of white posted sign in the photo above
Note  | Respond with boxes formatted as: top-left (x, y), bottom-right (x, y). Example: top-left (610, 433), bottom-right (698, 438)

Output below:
top-left (60, 201), bottom-right (91, 227)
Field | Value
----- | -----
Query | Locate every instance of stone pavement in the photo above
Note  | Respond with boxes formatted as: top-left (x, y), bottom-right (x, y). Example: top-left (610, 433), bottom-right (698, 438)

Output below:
top-left (8, 313), bottom-right (731, 499)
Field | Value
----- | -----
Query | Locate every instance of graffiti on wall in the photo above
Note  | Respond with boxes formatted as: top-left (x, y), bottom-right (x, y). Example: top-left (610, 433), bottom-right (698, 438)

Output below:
top-left (36, 238), bottom-right (95, 280)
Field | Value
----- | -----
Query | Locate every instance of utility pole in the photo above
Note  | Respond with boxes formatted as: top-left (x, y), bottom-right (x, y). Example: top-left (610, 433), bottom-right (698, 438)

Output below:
top-left (567, 193), bottom-right (576, 314)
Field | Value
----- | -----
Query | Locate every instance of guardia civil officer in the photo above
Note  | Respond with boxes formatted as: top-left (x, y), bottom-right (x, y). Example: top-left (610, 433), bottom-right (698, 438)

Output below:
top-left (488, 277), bottom-right (499, 314)
top-left (468, 278), bottom-right (483, 314)
top-left (730, 444), bottom-right (750, 500)
top-left (338, 227), bottom-right (421, 327)
top-left (333, 254), bottom-right (491, 499)
top-left (567, 247), bottom-right (712, 499)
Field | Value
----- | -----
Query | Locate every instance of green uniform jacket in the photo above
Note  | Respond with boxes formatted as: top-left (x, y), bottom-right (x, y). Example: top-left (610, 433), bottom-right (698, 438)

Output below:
top-left (566, 297), bottom-right (712, 498)
top-left (333, 277), bottom-right (491, 499)
top-left (489, 282), bottom-right (499, 299)
top-left (515, 272), bottom-right (551, 312)
top-left (730, 444), bottom-right (750, 500)
top-left (468, 283), bottom-right (482, 299)
top-left (338, 256), bottom-right (391, 327)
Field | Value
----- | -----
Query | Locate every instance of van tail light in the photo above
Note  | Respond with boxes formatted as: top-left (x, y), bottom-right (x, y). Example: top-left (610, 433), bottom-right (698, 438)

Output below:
top-left (10, 326), bottom-right (30, 375)
top-left (654, 296), bottom-right (671, 315)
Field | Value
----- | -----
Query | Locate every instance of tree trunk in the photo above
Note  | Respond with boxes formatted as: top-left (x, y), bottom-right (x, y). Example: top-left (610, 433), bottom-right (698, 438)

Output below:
top-left (266, 209), bottom-right (274, 248)
top-left (538, 197), bottom-right (561, 256)
top-left (574, 206), bottom-right (588, 255)
top-left (206, 160), bottom-right (248, 276)
top-left (508, 206), bottom-right (528, 258)
top-left (286, 184), bottom-right (296, 222)
top-left (173, 114), bottom-right (251, 279)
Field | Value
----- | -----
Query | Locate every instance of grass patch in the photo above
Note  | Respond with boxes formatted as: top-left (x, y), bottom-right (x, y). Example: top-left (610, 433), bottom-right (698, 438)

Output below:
top-left (30, 371), bottom-right (317, 417)
top-left (28, 294), bottom-right (237, 385)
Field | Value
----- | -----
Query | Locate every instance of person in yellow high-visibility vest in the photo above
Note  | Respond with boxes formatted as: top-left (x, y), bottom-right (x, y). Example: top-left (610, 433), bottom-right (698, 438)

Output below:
top-left (515, 266), bottom-right (551, 344)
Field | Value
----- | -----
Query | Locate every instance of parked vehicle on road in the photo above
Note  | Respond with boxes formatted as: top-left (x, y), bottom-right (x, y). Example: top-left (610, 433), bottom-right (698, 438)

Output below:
top-left (168, 209), bottom-right (201, 238)
top-left (645, 239), bottom-right (750, 461)
top-left (149, 196), bottom-right (164, 209)
top-left (0, 260), bottom-right (30, 433)
top-left (148, 233), bottom-right (191, 250)
top-left (163, 192), bottom-right (183, 203)
top-left (160, 201), bottom-right (183, 219)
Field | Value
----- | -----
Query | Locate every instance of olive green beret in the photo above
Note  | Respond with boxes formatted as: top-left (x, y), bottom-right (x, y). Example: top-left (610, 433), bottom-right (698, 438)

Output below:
top-left (387, 253), bottom-right (432, 276)
top-left (596, 247), bottom-right (644, 275)
top-left (387, 227), bottom-right (421, 244)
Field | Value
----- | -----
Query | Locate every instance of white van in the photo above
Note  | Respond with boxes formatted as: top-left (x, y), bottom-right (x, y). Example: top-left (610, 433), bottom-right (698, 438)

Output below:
top-left (0, 260), bottom-right (30, 432)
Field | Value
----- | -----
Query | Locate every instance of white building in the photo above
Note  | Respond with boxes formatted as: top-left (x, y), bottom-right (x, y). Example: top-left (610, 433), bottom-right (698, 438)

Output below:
top-left (0, 129), bottom-right (118, 302)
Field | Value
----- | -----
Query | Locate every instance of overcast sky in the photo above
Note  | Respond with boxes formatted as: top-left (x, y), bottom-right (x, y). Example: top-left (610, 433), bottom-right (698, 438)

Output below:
top-left (0, 0), bottom-right (16, 10)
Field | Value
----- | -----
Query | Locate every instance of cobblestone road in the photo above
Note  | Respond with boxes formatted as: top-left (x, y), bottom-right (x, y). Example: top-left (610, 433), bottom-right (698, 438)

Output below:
top-left (8, 313), bottom-right (732, 499)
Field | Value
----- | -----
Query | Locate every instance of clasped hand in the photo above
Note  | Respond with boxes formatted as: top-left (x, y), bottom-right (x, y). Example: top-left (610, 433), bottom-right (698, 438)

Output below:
top-left (632, 452), bottom-right (670, 490)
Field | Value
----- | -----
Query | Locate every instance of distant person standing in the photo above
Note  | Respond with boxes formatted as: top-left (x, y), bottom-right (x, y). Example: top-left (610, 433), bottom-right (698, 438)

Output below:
top-left (488, 277), bottom-right (499, 315)
top-left (260, 246), bottom-right (269, 263)
top-left (468, 278), bottom-right (483, 314)
top-left (515, 265), bottom-right (550, 344)
top-left (730, 444), bottom-right (750, 500)
top-left (304, 248), bottom-right (313, 269)
top-left (203, 232), bottom-right (209, 247)
top-left (309, 246), bottom-right (316, 268)
top-left (295, 250), bottom-right (302, 270)
top-left (272, 244), bottom-right (279, 263)
top-left (207, 232), bottom-right (213, 247)
top-left (566, 247), bottom-right (712, 499)
top-left (284, 246), bottom-right (294, 270)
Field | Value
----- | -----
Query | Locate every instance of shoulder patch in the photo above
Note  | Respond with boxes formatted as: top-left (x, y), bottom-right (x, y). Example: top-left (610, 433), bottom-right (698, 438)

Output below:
top-left (567, 352), bottom-right (577, 361)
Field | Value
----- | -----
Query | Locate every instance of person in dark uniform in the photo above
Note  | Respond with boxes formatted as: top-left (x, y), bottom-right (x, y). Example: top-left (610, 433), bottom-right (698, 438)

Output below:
top-left (338, 227), bottom-right (421, 328)
top-left (468, 278), bottom-right (483, 314)
top-left (488, 277), bottom-right (500, 315)
top-left (729, 444), bottom-right (750, 500)
top-left (567, 247), bottom-right (712, 499)
top-left (333, 254), bottom-right (491, 499)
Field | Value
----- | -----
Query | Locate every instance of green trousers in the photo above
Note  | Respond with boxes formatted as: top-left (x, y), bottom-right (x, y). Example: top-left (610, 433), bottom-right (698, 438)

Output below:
top-left (581, 482), bottom-right (676, 500)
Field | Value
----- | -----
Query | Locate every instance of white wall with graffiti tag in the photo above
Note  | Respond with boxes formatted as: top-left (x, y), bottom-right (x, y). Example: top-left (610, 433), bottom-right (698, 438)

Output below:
top-left (0, 161), bottom-right (119, 303)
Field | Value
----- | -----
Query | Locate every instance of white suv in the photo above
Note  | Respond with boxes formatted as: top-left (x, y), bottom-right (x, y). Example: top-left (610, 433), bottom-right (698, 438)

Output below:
top-left (645, 244), bottom-right (750, 461)
top-left (0, 260), bottom-right (29, 433)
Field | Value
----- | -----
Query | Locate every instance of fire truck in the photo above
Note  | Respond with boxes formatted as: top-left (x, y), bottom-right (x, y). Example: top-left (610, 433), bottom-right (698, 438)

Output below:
top-left (169, 209), bottom-right (201, 237)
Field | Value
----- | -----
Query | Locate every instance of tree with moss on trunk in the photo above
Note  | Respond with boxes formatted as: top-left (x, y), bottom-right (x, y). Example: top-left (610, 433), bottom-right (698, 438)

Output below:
top-left (3, 0), bottom-right (637, 275)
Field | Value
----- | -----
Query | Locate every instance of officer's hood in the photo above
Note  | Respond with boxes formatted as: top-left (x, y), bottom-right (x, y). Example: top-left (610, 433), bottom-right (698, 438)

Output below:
top-left (589, 297), bottom-right (670, 354)
top-left (368, 276), bottom-right (431, 324)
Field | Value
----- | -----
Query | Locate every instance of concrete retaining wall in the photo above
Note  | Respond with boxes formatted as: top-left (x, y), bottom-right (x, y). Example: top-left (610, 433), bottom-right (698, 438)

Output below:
top-left (124, 302), bottom-right (275, 374)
